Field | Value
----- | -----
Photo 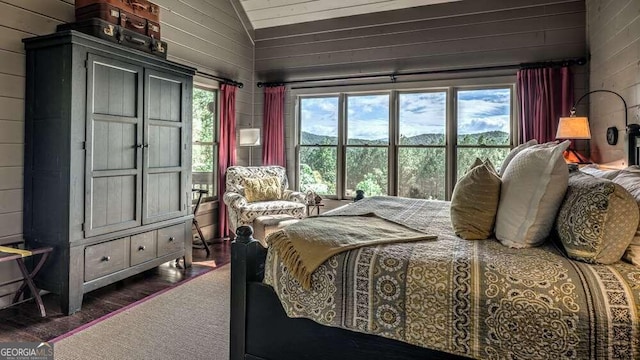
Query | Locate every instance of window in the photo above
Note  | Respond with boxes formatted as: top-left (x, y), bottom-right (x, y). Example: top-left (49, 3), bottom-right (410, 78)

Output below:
top-left (456, 88), bottom-right (512, 178)
top-left (298, 96), bottom-right (338, 196)
top-left (345, 94), bottom-right (389, 197)
top-left (192, 86), bottom-right (217, 202)
top-left (398, 92), bottom-right (446, 200)
top-left (297, 85), bottom-right (514, 200)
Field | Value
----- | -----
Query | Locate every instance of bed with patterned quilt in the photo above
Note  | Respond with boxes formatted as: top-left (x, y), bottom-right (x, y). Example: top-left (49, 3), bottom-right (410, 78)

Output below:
top-left (230, 196), bottom-right (640, 360)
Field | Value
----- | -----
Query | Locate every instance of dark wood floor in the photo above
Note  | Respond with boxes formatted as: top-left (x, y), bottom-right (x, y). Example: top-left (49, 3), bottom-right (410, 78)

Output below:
top-left (0, 241), bottom-right (230, 343)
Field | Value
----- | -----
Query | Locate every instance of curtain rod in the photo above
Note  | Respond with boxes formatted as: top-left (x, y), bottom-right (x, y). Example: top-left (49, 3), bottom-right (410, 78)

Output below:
top-left (256, 57), bottom-right (587, 88)
top-left (197, 71), bottom-right (244, 88)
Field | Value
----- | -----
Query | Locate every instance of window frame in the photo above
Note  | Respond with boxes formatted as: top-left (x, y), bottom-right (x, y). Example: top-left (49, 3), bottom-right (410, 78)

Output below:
top-left (297, 94), bottom-right (341, 197)
top-left (191, 83), bottom-right (219, 203)
top-left (453, 85), bottom-right (515, 182)
top-left (344, 92), bottom-right (391, 197)
top-left (295, 81), bottom-right (517, 201)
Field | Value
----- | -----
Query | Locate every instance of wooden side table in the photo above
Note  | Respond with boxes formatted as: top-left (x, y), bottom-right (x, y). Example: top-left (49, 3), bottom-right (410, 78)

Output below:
top-left (306, 203), bottom-right (324, 216)
top-left (0, 246), bottom-right (53, 317)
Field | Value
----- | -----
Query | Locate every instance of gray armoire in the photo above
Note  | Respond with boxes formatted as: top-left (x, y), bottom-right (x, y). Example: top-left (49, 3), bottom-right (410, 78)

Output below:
top-left (23, 31), bottom-right (196, 315)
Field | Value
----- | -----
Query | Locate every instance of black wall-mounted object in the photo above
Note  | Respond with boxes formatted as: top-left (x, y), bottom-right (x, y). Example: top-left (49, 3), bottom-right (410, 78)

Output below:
top-left (607, 126), bottom-right (618, 145)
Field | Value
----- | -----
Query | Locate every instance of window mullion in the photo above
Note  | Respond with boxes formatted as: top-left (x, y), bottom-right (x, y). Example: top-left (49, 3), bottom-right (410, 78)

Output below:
top-left (337, 94), bottom-right (346, 200)
top-left (389, 90), bottom-right (398, 197)
top-left (446, 87), bottom-right (456, 201)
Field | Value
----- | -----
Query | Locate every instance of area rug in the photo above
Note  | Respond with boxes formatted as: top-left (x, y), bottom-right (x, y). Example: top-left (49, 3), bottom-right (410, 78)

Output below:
top-left (52, 265), bottom-right (230, 360)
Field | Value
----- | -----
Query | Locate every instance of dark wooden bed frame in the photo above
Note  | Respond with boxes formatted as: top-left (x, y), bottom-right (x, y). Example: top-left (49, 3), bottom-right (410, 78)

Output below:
top-left (230, 226), bottom-right (469, 360)
top-left (229, 130), bottom-right (640, 360)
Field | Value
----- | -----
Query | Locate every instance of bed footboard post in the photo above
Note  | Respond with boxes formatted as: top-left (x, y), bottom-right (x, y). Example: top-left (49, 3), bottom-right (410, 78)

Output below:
top-left (230, 225), bottom-right (266, 360)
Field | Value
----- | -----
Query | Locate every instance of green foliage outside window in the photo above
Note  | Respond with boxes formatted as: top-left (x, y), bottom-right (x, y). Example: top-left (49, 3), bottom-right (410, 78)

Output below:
top-left (192, 88), bottom-right (215, 173)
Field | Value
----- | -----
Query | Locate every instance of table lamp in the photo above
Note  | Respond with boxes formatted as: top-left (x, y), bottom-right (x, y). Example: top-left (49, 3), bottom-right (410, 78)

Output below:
top-left (556, 113), bottom-right (591, 164)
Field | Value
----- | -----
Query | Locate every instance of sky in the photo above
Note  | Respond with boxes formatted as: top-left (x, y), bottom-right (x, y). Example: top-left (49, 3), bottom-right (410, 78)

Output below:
top-left (300, 88), bottom-right (511, 141)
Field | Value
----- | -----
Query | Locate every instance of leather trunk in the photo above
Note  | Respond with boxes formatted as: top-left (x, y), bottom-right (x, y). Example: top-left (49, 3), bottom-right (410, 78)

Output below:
top-left (75, 0), bottom-right (160, 23)
top-left (57, 19), bottom-right (167, 59)
top-left (76, 3), bottom-right (161, 39)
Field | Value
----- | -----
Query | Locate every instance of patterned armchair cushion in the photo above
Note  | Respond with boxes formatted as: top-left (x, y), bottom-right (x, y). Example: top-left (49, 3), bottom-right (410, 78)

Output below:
top-left (244, 176), bottom-right (282, 202)
top-left (556, 171), bottom-right (638, 264)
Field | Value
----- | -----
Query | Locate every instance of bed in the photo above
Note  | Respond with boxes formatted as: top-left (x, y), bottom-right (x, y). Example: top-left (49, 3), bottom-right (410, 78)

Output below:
top-left (230, 134), bottom-right (640, 360)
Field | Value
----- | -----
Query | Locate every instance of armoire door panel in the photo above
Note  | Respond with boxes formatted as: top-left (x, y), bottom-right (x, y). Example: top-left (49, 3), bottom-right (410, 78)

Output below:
top-left (148, 76), bottom-right (182, 122)
top-left (93, 63), bottom-right (138, 118)
top-left (145, 172), bottom-right (181, 218)
top-left (91, 175), bottom-right (138, 229)
top-left (143, 70), bottom-right (189, 224)
top-left (147, 123), bottom-right (181, 168)
top-left (85, 54), bottom-right (143, 237)
top-left (92, 120), bottom-right (137, 171)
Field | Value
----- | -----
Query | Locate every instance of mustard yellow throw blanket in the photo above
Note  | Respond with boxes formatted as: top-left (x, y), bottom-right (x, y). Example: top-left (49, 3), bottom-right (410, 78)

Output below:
top-left (267, 214), bottom-right (436, 289)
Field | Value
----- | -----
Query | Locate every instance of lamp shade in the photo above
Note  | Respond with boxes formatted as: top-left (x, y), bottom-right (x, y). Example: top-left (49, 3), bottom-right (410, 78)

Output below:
top-left (238, 128), bottom-right (261, 146)
top-left (556, 116), bottom-right (591, 139)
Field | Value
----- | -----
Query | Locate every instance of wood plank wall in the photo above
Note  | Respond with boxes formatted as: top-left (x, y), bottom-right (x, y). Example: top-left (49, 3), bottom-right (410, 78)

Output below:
top-left (253, 0), bottom-right (587, 184)
top-left (0, 0), bottom-right (254, 269)
top-left (587, 0), bottom-right (640, 165)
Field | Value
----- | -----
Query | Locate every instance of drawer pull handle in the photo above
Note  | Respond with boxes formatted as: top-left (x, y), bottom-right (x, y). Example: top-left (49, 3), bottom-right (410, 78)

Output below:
top-left (102, 256), bottom-right (111, 262)
top-left (169, 237), bottom-right (175, 242)
top-left (138, 245), bottom-right (146, 251)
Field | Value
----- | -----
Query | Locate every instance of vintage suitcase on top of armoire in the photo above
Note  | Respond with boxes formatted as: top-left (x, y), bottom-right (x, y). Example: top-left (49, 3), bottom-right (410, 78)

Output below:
top-left (57, 18), bottom-right (167, 58)
top-left (75, 3), bottom-right (161, 39)
top-left (75, 0), bottom-right (160, 23)
top-left (22, 30), bottom-right (196, 315)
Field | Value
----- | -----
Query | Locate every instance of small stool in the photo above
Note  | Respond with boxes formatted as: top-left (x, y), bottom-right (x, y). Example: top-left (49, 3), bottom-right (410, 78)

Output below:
top-left (253, 215), bottom-right (300, 247)
top-left (191, 188), bottom-right (210, 257)
top-left (0, 245), bottom-right (53, 317)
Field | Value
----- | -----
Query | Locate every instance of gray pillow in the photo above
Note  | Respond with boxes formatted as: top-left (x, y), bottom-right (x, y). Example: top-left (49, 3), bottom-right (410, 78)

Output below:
top-left (579, 164), bottom-right (622, 180)
top-left (556, 172), bottom-right (638, 264)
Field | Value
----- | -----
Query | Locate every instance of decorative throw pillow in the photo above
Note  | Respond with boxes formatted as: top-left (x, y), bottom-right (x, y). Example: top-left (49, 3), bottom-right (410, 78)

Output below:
top-left (556, 172), bottom-right (638, 264)
top-left (579, 164), bottom-right (622, 180)
top-left (495, 140), bottom-right (571, 248)
top-left (243, 177), bottom-right (282, 202)
top-left (451, 159), bottom-right (501, 240)
top-left (612, 169), bottom-right (640, 266)
top-left (466, 157), bottom-right (497, 174)
top-left (499, 139), bottom-right (538, 176)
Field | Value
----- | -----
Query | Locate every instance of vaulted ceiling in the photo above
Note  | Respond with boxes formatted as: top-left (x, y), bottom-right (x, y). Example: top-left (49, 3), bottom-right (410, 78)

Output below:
top-left (239, 0), bottom-right (462, 29)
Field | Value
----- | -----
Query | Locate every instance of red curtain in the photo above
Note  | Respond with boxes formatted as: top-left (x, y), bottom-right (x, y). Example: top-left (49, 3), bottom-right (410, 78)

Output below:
top-left (517, 67), bottom-right (573, 143)
top-left (218, 84), bottom-right (237, 238)
top-left (262, 86), bottom-right (286, 167)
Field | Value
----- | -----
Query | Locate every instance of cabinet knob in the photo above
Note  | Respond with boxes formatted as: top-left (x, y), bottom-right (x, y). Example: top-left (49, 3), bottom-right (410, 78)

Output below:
top-left (136, 144), bottom-right (144, 149)
top-left (169, 237), bottom-right (175, 242)
top-left (143, 144), bottom-right (149, 148)
top-left (138, 245), bottom-right (146, 251)
top-left (101, 256), bottom-right (111, 262)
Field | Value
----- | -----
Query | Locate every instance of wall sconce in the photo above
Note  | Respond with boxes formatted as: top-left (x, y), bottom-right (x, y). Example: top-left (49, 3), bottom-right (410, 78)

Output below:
top-left (565, 89), bottom-right (628, 146)
top-left (238, 128), bottom-right (261, 147)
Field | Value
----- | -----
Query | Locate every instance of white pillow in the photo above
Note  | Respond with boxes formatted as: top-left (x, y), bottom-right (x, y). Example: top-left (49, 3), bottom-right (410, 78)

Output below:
top-left (499, 139), bottom-right (538, 176)
top-left (495, 140), bottom-right (571, 248)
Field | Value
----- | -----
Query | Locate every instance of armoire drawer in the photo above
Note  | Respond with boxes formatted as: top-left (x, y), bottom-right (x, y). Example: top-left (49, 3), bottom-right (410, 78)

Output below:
top-left (130, 231), bottom-right (157, 266)
top-left (85, 237), bottom-right (129, 282)
top-left (157, 224), bottom-right (185, 257)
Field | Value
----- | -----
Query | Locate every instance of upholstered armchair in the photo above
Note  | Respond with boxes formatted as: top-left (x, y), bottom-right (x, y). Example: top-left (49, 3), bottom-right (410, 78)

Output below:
top-left (224, 166), bottom-right (306, 234)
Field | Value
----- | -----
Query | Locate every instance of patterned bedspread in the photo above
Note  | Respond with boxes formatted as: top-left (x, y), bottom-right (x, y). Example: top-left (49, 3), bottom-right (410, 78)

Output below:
top-left (263, 196), bottom-right (640, 359)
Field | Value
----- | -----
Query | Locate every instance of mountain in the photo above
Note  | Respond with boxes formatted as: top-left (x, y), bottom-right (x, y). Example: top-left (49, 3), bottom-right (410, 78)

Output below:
top-left (301, 131), bottom-right (509, 146)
